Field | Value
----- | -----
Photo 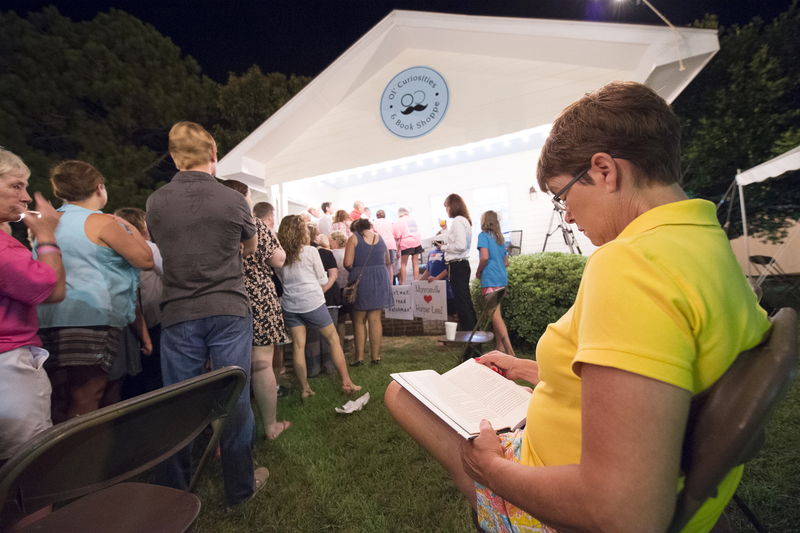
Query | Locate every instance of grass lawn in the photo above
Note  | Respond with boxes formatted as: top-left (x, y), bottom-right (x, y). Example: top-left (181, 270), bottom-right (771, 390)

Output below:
top-left (190, 335), bottom-right (799, 533)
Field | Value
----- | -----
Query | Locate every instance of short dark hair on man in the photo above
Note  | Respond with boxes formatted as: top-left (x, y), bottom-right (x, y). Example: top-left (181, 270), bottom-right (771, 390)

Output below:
top-left (321, 201), bottom-right (331, 213)
top-left (222, 179), bottom-right (249, 197)
top-left (537, 81), bottom-right (681, 192)
top-left (253, 201), bottom-right (274, 219)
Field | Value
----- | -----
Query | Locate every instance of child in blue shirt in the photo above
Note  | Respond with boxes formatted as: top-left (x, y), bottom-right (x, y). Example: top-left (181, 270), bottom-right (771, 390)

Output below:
top-left (421, 237), bottom-right (454, 314)
top-left (476, 210), bottom-right (514, 355)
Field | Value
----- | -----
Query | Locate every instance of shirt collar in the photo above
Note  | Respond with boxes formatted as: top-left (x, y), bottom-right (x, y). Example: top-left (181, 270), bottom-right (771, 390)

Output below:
top-left (171, 170), bottom-right (216, 182)
top-left (617, 199), bottom-right (718, 240)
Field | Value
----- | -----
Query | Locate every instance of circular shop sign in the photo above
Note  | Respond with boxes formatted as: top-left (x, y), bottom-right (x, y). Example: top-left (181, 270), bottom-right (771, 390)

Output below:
top-left (380, 66), bottom-right (449, 138)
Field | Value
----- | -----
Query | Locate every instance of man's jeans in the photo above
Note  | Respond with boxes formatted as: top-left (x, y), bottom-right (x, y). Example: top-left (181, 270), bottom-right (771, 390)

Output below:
top-left (157, 314), bottom-right (255, 505)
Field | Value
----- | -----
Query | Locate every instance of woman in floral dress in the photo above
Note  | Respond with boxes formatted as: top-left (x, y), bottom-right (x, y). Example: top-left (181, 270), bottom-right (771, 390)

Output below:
top-left (223, 180), bottom-right (290, 440)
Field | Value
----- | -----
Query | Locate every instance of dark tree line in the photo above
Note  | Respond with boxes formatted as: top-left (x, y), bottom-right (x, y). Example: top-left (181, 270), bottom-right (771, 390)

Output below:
top-left (0, 6), bottom-right (308, 214)
top-left (674, 2), bottom-right (800, 241)
top-left (1, 4), bottom-right (798, 240)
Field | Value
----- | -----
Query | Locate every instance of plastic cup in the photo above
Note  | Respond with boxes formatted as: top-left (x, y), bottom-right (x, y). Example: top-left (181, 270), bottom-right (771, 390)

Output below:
top-left (444, 321), bottom-right (457, 341)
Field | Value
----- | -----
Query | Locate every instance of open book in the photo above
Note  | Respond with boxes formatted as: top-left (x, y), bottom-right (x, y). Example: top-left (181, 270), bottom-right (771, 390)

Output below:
top-left (391, 358), bottom-right (531, 439)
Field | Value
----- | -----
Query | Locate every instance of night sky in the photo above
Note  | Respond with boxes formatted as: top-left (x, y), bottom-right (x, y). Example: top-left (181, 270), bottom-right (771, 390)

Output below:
top-left (3, 0), bottom-right (794, 81)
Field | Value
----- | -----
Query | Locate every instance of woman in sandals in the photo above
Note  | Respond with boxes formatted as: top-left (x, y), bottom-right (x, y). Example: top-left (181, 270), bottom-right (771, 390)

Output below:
top-left (222, 180), bottom-right (291, 440)
top-left (344, 218), bottom-right (394, 365)
top-left (277, 215), bottom-right (360, 398)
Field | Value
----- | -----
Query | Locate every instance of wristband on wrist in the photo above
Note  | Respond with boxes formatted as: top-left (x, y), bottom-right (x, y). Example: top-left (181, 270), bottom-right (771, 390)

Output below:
top-left (37, 245), bottom-right (61, 255)
top-left (36, 241), bottom-right (59, 249)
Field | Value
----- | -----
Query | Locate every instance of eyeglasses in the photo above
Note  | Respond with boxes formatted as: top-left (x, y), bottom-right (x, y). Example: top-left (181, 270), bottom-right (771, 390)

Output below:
top-left (551, 168), bottom-right (589, 212)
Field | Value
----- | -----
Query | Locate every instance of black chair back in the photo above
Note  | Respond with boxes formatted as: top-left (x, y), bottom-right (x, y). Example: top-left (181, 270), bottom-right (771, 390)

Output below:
top-left (668, 308), bottom-right (798, 532)
top-left (0, 366), bottom-right (246, 522)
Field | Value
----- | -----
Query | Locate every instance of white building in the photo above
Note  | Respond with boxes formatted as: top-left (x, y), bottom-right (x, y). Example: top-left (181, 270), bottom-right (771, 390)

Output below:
top-left (218, 10), bottom-right (719, 264)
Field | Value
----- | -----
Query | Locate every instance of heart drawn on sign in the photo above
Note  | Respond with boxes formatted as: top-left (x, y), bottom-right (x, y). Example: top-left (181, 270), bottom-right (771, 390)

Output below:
top-left (423, 295), bottom-right (433, 303)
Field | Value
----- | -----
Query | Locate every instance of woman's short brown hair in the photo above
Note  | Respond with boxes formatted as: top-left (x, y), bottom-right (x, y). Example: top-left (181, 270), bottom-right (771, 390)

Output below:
top-left (50, 160), bottom-right (105, 202)
top-left (536, 81), bottom-right (681, 192)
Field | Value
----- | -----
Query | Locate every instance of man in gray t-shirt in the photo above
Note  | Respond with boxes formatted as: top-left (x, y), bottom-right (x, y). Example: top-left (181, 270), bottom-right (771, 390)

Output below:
top-left (146, 121), bottom-right (266, 507)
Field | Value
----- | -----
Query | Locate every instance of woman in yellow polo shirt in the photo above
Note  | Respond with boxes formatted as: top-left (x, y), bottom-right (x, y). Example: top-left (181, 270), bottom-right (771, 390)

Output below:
top-left (385, 81), bottom-right (770, 533)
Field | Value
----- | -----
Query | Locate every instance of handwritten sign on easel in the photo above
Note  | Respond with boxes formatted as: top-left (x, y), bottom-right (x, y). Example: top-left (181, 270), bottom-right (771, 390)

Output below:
top-left (385, 284), bottom-right (414, 320)
top-left (385, 281), bottom-right (447, 321)
top-left (412, 280), bottom-right (447, 321)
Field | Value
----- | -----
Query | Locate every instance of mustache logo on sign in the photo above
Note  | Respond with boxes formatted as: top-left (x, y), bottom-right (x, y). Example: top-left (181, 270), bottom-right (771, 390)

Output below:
top-left (401, 103), bottom-right (428, 115)
top-left (400, 90), bottom-right (427, 115)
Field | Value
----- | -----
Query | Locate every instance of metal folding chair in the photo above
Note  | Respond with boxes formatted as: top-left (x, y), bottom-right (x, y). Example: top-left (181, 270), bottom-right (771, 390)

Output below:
top-left (749, 255), bottom-right (800, 302)
top-left (506, 230), bottom-right (523, 256)
top-left (438, 288), bottom-right (507, 360)
top-left (0, 366), bottom-right (247, 532)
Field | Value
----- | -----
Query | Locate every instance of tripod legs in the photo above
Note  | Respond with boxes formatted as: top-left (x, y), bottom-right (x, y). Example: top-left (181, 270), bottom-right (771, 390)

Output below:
top-left (542, 206), bottom-right (582, 254)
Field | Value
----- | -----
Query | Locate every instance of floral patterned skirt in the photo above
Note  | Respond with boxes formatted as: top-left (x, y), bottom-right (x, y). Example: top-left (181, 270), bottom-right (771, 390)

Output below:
top-left (475, 429), bottom-right (559, 533)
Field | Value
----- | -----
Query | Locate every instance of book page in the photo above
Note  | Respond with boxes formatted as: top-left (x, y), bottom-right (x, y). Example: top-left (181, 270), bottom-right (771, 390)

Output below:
top-left (391, 370), bottom-right (485, 436)
top-left (392, 359), bottom-right (531, 437)
top-left (442, 359), bottom-right (531, 431)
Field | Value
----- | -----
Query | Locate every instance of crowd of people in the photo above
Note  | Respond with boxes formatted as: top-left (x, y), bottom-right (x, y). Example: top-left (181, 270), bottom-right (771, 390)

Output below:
top-left (1, 81), bottom-right (762, 533)
top-left (0, 113), bottom-right (515, 516)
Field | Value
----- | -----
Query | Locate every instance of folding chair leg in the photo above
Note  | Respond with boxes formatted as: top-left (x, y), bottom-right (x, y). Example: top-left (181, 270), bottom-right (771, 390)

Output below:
top-left (189, 418), bottom-right (226, 492)
top-left (732, 494), bottom-right (766, 533)
top-left (462, 343), bottom-right (484, 361)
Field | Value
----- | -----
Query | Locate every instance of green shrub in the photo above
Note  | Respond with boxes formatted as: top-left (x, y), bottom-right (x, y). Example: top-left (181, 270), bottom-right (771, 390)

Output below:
top-left (471, 252), bottom-right (587, 346)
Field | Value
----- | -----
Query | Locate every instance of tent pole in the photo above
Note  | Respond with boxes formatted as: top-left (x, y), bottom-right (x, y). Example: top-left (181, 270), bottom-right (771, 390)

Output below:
top-left (737, 180), bottom-right (752, 279)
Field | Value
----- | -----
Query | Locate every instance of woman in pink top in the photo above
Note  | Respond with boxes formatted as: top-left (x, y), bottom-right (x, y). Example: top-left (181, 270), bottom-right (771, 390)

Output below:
top-left (372, 210), bottom-right (397, 282)
top-left (0, 148), bottom-right (66, 463)
top-left (330, 209), bottom-right (351, 238)
top-left (393, 207), bottom-right (422, 285)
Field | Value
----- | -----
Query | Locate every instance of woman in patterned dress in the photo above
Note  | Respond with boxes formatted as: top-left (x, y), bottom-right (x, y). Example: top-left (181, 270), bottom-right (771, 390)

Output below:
top-left (330, 209), bottom-right (352, 238)
top-left (222, 180), bottom-right (290, 440)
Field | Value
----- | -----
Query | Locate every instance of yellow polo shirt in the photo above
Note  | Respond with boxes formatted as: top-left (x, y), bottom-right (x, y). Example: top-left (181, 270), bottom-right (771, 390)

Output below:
top-left (521, 199), bottom-right (770, 532)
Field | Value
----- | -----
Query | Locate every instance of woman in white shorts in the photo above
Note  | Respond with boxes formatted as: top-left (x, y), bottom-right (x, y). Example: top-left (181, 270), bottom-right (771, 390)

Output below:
top-left (0, 148), bottom-right (65, 462)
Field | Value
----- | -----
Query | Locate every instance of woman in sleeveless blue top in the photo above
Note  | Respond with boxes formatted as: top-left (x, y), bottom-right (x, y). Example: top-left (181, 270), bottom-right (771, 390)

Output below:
top-left (37, 161), bottom-right (154, 422)
top-left (344, 218), bottom-right (394, 365)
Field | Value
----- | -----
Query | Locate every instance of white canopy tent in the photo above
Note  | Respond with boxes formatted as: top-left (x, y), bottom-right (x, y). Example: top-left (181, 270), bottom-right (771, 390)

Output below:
top-left (735, 144), bottom-right (800, 278)
top-left (218, 10), bottom-right (719, 261)
top-left (219, 10), bottom-right (719, 192)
